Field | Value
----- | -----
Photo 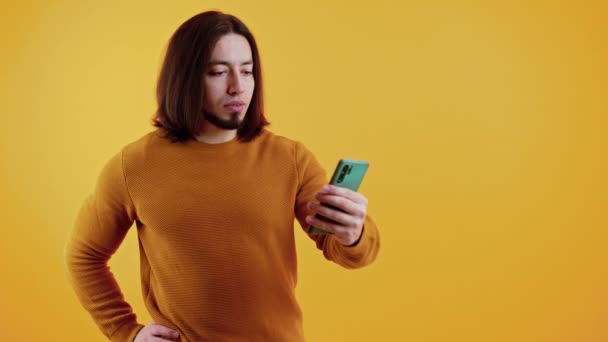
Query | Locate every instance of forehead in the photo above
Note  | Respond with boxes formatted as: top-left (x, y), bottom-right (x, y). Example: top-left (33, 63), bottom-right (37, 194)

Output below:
top-left (209, 33), bottom-right (253, 64)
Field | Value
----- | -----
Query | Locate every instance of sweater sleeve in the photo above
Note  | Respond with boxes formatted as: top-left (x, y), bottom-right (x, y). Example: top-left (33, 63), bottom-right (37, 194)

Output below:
top-left (294, 141), bottom-right (380, 269)
top-left (64, 150), bottom-right (145, 342)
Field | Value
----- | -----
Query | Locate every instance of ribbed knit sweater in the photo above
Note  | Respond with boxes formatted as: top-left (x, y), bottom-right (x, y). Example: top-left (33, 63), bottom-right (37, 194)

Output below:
top-left (65, 129), bottom-right (380, 342)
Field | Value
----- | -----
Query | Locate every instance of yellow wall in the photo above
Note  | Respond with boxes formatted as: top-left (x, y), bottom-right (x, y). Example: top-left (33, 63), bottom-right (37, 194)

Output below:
top-left (1, 0), bottom-right (607, 341)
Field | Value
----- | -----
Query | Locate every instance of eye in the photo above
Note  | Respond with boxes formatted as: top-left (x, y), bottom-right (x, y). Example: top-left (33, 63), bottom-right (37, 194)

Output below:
top-left (208, 70), bottom-right (227, 76)
top-left (241, 70), bottom-right (253, 75)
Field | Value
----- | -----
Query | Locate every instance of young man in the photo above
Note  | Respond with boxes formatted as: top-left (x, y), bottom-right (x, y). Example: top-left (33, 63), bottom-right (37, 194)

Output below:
top-left (65, 10), bottom-right (380, 342)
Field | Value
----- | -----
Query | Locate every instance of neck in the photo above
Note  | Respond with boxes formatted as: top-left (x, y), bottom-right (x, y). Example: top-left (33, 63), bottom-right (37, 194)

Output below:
top-left (195, 122), bottom-right (237, 144)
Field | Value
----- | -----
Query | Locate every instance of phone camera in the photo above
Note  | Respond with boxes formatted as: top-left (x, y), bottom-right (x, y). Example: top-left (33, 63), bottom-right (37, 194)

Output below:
top-left (337, 164), bottom-right (350, 183)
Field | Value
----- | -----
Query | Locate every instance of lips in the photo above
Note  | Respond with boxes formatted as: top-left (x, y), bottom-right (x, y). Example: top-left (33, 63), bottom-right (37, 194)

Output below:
top-left (224, 100), bottom-right (245, 112)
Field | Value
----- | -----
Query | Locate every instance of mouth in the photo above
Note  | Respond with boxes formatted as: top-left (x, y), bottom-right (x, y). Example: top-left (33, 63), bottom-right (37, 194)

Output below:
top-left (224, 101), bottom-right (246, 112)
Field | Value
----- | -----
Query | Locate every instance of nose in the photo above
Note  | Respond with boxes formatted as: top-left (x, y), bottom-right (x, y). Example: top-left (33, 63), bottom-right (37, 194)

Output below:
top-left (227, 72), bottom-right (244, 95)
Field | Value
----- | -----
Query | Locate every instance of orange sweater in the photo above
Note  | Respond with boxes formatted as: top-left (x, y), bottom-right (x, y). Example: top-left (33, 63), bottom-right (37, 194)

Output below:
top-left (65, 129), bottom-right (380, 342)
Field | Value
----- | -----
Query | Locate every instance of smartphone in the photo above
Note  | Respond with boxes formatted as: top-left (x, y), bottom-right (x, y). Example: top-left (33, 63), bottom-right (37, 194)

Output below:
top-left (307, 159), bottom-right (369, 235)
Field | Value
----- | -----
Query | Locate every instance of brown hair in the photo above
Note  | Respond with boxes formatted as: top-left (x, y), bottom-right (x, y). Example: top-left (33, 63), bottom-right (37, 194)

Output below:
top-left (152, 11), bottom-right (269, 142)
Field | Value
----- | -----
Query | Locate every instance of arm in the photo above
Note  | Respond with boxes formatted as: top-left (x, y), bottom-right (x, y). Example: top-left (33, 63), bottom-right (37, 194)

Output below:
top-left (64, 150), bottom-right (145, 342)
top-left (294, 142), bottom-right (380, 269)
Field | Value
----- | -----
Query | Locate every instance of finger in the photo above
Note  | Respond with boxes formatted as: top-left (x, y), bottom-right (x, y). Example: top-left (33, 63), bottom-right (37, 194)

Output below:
top-left (308, 202), bottom-right (356, 226)
top-left (320, 185), bottom-right (368, 205)
top-left (151, 325), bottom-right (180, 340)
top-left (305, 215), bottom-right (340, 234)
top-left (314, 194), bottom-right (366, 217)
top-left (306, 215), bottom-right (362, 245)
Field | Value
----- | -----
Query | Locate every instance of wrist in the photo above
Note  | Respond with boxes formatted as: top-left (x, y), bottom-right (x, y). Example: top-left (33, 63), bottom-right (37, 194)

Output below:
top-left (343, 225), bottom-right (364, 247)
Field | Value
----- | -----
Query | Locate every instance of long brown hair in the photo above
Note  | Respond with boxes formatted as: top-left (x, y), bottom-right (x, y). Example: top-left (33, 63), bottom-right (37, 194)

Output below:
top-left (152, 11), bottom-right (269, 142)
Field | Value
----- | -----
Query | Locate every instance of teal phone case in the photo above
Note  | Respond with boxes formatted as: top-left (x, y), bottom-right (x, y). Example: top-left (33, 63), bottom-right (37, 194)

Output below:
top-left (307, 159), bottom-right (369, 235)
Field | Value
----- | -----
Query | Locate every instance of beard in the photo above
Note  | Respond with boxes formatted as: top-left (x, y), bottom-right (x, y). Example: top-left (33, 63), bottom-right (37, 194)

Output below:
top-left (203, 111), bottom-right (244, 130)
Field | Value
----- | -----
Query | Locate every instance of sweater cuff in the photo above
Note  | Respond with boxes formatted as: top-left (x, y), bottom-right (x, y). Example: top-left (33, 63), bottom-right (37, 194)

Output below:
top-left (111, 322), bottom-right (145, 342)
top-left (325, 215), bottom-right (379, 269)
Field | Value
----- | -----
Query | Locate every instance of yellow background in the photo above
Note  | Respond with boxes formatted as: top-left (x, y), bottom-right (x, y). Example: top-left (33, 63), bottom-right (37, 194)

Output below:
top-left (1, 0), bottom-right (607, 341)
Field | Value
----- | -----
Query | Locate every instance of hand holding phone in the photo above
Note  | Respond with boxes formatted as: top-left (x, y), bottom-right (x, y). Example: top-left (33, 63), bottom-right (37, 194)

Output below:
top-left (307, 159), bottom-right (369, 235)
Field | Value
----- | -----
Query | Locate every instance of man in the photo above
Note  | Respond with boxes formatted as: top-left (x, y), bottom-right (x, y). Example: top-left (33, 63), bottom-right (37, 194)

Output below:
top-left (65, 10), bottom-right (380, 342)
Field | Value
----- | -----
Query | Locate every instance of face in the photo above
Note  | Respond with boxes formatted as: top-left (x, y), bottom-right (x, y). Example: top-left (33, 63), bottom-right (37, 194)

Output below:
top-left (203, 33), bottom-right (255, 130)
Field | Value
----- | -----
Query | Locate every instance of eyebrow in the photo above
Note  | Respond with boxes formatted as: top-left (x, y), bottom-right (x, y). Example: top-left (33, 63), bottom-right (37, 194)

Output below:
top-left (207, 60), bottom-right (254, 67)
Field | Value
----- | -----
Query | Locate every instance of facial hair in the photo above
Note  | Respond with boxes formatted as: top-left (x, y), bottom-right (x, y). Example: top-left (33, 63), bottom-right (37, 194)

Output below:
top-left (203, 111), bottom-right (243, 130)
